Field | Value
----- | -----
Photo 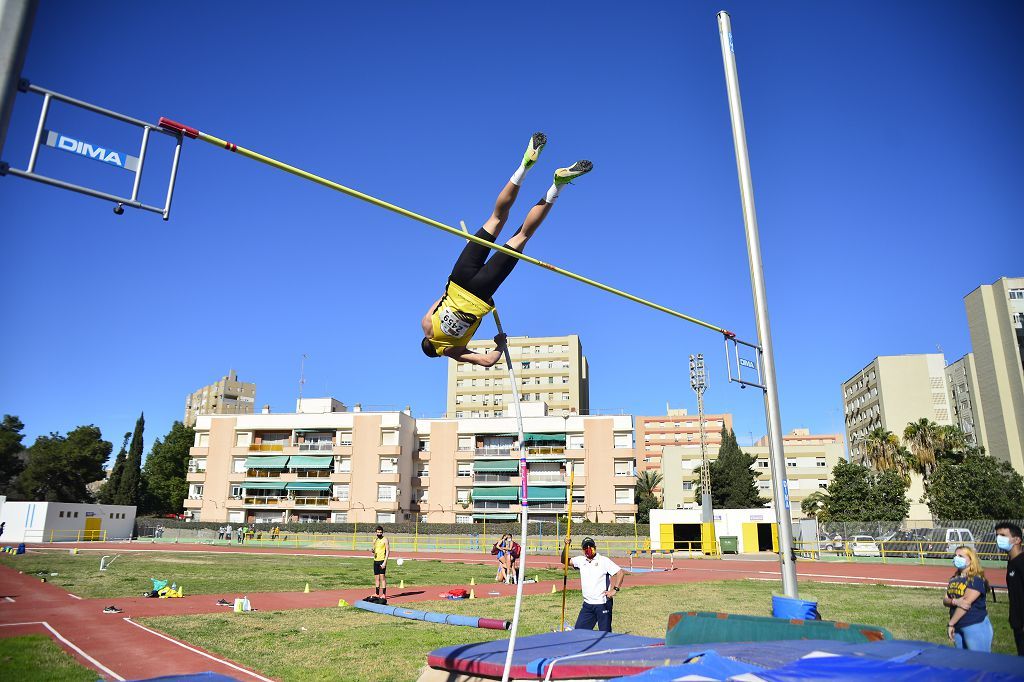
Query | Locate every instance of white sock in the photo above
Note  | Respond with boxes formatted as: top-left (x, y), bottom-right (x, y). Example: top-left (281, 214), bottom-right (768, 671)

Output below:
top-left (510, 163), bottom-right (529, 187)
top-left (545, 182), bottom-right (562, 203)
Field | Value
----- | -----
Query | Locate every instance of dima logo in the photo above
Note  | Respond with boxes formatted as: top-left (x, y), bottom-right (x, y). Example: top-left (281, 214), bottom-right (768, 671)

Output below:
top-left (44, 130), bottom-right (139, 171)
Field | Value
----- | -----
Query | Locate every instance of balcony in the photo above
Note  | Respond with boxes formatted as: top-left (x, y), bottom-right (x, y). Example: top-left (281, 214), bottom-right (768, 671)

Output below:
top-left (297, 441), bottom-right (335, 452)
top-left (475, 473), bottom-right (515, 484)
top-left (186, 471), bottom-right (206, 482)
top-left (528, 472), bottom-right (566, 484)
top-left (293, 496), bottom-right (332, 507)
top-left (249, 443), bottom-right (286, 452)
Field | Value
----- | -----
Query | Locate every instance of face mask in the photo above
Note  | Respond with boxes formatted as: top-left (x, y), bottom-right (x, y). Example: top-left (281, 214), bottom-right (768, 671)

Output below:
top-left (584, 547), bottom-right (596, 559)
top-left (997, 536), bottom-right (1013, 552)
top-left (952, 556), bottom-right (968, 570)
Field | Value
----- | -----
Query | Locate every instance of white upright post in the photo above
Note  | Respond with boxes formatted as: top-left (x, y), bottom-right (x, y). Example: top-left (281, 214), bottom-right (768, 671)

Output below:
top-left (717, 11), bottom-right (798, 598)
top-left (0, 0), bottom-right (37, 159)
top-left (492, 311), bottom-right (528, 682)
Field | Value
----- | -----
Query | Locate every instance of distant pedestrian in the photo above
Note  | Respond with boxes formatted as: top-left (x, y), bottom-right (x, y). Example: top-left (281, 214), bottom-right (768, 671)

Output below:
top-left (994, 521), bottom-right (1024, 655)
top-left (943, 546), bottom-right (992, 651)
top-left (225, 524), bottom-right (232, 544)
top-left (568, 537), bottom-right (626, 632)
top-left (0, 521), bottom-right (5, 538)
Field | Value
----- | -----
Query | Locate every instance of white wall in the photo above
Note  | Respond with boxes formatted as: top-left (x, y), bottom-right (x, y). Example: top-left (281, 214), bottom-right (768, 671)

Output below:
top-left (649, 507), bottom-right (782, 553)
top-left (0, 502), bottom-right (136, 542)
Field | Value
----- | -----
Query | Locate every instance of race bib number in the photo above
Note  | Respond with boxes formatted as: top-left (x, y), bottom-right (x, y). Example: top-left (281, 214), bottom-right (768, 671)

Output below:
top-left (439, 306), bottom-right (476, 338)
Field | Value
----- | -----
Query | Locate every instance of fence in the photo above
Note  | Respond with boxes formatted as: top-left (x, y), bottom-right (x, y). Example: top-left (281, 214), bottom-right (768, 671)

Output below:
top-left (47, 529), bottom-right (109, 542)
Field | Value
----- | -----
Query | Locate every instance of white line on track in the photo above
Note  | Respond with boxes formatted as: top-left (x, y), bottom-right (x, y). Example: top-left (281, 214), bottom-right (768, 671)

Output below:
top-left (68, 593), bottom-right (82, 600)
top-left (0, 621), bottom-right (125, 680)
top-left (2, 596), bottom-right (14, 602)
top-left (123, 618), bottom-right (275, 682)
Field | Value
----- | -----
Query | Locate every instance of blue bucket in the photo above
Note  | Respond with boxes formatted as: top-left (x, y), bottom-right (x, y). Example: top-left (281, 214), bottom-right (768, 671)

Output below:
top-left (772, 594), bottom-right (820, 620)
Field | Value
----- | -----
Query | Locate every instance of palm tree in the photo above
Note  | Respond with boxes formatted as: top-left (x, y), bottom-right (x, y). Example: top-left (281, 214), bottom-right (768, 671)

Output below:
top-left (936, 424), bottom-right (969, 456)
top-left (861, 427), bottom-right (907, 479)
top-left (634, 470), bottom-right (664, 500)
top-left (903, 418), bottom-right (940, 477)
top-left (800, 490), bottom-right (830, 520)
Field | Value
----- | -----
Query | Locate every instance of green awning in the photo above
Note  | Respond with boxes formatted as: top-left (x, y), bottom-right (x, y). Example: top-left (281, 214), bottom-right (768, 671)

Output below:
top-left (243, 480), bottom-right (287, 490)
top-left (473, 459), bottom-right (519, 473)
top-left (472, 513), bottom-right (518, 520)
top-left (523, 433), bottom-right (566, 443)
top-left (288, 456), bottom-right (333, 469)
top-left (526, 486), bottom-right (566, 502)
top-left (244, 456), bottom-right (289, 469)
top-left (472, 486), bottom-right (519, 501)
top-left (285, 481), bottom-right (332, 491)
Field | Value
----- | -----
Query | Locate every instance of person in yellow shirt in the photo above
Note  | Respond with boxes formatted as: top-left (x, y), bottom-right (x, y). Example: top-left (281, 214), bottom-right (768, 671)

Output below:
top-left (371, 525), bottom-right (390, 603)
top-left (421, 133), bottom-right (592, 365)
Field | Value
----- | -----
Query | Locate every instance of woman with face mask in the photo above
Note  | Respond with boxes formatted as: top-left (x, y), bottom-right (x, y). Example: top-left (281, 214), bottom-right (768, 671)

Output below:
top-left (942, 546), bottom-right (993, 651)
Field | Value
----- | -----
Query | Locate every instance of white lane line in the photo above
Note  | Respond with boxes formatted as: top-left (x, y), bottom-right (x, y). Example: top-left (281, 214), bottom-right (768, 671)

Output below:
top-left (123, 618), bottom-right (275, 682)
top-left (0, 621), bottom-right (125, 680)
top-left (68, 593), bottom-right (83, 600)
top-left (3, 597), bottom-right (14, 602)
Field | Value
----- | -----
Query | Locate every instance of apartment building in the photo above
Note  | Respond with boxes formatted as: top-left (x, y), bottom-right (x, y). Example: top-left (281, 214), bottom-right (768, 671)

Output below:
top-left (446, 335), bottom-right (589, 418)
top-left (945, 353), bottom-right (987, 450)
top-left (184, 398), bottom-right (636, 526)
top-left (659, 429), bottom-right (844, 518)
top-left (841, 354), bottom-right (952, 464)
top-left (184, 399), bottom-right (416, 525)
top-left (964, 277), bottom-right (1024, 473)
top-left (636, 408), bottom-right (732, 474)
top-left (416, 402), bottom-right (637, 524)
top-left (184, 370), bottom-right (256, 428)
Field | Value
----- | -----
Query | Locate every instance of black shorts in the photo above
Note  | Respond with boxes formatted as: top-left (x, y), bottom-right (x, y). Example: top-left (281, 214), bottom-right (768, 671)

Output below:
top-left (373, 560), bottom-right (387, 575)
top-left (448, 227), bottom-right (523, 302)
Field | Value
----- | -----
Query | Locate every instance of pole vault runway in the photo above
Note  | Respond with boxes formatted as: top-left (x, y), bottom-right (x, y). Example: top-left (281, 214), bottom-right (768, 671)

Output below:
top-left (2, 543), bottom-right (954, 680)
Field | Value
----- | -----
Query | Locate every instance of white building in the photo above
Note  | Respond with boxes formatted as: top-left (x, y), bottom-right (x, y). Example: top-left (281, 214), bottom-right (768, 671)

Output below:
top-left (650, 507), bottom-right (781, 554)
top-left (0, 502), bottom-right (136, 542)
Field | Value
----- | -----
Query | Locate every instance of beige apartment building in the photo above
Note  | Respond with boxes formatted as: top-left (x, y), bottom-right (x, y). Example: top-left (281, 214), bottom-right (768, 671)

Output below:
top-left (636, 408), bottom-right (732, 475)
top-left (964, 277), bottom-right (1024, 473)
top-left (184, 370), bottom-right (256, 427)
top-left (185, 399), bottom-right (416, 525)
top-left (446, 335), bottom-right (589, 418)
top-left (184, 398), bottom-right (636, 525)
top-left (659, 429), bottom-right (844, 518)
top-left (415, 402), bottom-right (636, 524)
top-left (945, 353), bottom-right (987, 450)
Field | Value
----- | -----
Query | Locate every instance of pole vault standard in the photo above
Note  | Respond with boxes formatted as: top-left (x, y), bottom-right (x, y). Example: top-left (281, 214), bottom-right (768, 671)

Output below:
top-left (718, 11), bottom-right (799, 598)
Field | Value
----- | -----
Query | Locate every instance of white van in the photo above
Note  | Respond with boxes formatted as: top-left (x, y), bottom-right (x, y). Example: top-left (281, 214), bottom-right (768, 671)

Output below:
top-left (925, 527), bottom-right (976, 557)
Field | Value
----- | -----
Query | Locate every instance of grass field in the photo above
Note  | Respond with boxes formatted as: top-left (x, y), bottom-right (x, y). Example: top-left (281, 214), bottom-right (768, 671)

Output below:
top-left (0, 550), bottom-right (564, 599)
top-left (0, 635), bottom-right (97, 682)
top-left (140, 580), bottom-right (1018, 682)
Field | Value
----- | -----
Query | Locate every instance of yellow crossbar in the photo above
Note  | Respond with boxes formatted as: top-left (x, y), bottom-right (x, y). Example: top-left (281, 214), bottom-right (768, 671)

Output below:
top-left (160, 119), bottom-right (731, 336)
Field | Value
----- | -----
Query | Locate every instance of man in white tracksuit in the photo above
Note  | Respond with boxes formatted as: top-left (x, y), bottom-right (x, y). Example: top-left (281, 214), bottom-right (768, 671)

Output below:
top-left (570, 537), bottom-right (627, 632)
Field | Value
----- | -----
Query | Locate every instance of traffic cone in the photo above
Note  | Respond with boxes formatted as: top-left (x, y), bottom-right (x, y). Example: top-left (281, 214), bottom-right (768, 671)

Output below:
top-left (551, 584), bottom-right (557, 594)
top-left (337, 598), bottom-right (349, 607)
top-left (177, 586), bottom-right (184, 598)
top-left (399, 579), bottom-right (405, 589)
top-left (470, 577), bottom-right (476, 586)
top-left (469, 588), bottom-right (476, 599)
top-left (304, 583), bottom-right (310, 593)
top-left (534, 575), bottom-right (539, 583)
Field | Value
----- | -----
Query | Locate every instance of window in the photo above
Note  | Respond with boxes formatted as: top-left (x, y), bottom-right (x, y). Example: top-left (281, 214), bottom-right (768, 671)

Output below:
top-left (457, 436), bottom-right (473, 451)
top-left (418, 438), bottom-right (430, 452)
top-left (333, 512), bottom-right (348, 523)
top-left (336, 484), bottom-right (350, 501)
top-left (571, 488), bottom-right (585, 504)
top-left (196, 433), bottom-right (209, 447)
top-left (195, 458), bottom-right (207, 471)
top-left (786, 460), bottom-right (797, 467)
top-left (456, 514), bottom-right (473, 524)
top-left (615, 515), bottom-right (632, 524)
top-left (233, 458), bottom-right (246, 473)
top-left (614, 488), bottom-right (632, 504)
top-left (377, 484), bottom-right (397, 502)
top-left (376, 512), bottom-right (396, 524)
top-left (189, 484), bottom-right (204, 499)
top-left (816, 459), bottom-right (827, 467)
top-left (818, 482), bottom-right (828, 489)
top-left (568, 434), bottom-right (584, 449)
top-left (757, 481), bottom-right (771, 490)
top-left (455, 411), bottom-right (464, 418)
top-left (682, 482), bottom-right (693, 491)
top-left (59, 511), bottom-right (64, 518)
top-left (457, 462), bottom-right (473, 477)
top-left (234, 432), bottom-right (252, 447)
top-left (417, 463), bottom-right (430, 477)
top-left (614, 460), bottom-right (633, 477)
top-left (338, 431), bottom-right (353, 446)
top-left (74, 512), bottom-right (79, 518)
top-left (230, 485), bottom-right (242, 497)
top-left (417, 489), bottom-right (429, 502)
top-left (613, 433), bottom-right (632, 449)
top-left (379, 457), bottom-right (398, 474)
top-left (456, 489), bottom-right (471, 503)
top-left (380, 430), bottom-right (399, 446)
top-left (338, 458), bottom-right (351, 473)
top-left (572, 461), bottom-right (585, 476)
top-left (757, 460), bottom-right (769, 469)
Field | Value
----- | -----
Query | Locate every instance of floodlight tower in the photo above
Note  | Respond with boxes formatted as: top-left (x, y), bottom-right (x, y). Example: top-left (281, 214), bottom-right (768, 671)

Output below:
top-left (689, 354), bottom-right (712, 523)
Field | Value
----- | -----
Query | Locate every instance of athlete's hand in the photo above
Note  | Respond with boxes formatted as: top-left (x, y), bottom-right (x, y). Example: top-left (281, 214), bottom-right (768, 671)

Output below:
top-left (493, 333), bottom-right (507, 348)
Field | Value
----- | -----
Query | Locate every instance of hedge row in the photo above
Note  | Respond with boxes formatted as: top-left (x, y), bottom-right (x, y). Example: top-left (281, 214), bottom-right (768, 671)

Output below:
top-left (136, 516), bottom-right (649, 537)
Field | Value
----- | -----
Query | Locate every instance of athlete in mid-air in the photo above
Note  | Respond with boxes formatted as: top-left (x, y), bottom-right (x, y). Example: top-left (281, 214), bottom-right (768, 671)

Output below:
top-left (420, 133), bottom-right (592, 365)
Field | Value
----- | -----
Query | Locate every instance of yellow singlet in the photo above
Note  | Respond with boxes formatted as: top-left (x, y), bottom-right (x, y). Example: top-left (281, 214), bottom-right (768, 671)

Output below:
top-left (373, 537), bottom-right (387, 561)
top-left (428, 280), bottom-right (495, 355)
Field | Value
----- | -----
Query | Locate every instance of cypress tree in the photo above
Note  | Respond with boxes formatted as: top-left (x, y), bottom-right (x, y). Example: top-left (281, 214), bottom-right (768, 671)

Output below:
top-left (115, 413), bottom-right (146, 506)
top-left (98, 431), bottom-right (131, 504)
top-left (709, 427), bottom-right (768, 508)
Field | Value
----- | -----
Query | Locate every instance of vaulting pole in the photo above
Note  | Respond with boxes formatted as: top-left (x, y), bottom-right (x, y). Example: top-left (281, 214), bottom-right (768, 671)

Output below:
top-left (491, 309), bottom-right (528, 682)
top-left (157, 118), bottom-right (732, 337)
top-left (560, 466), bottom-right (575, 630)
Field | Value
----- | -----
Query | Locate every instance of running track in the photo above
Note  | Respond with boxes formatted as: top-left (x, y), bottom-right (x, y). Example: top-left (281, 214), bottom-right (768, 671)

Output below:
top-left (0, 542), bottom-right (955, 680)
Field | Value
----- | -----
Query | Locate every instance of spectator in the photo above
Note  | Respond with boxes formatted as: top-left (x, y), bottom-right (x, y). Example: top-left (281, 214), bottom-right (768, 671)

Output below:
top-left (225, 524), bottom-right (232, 544)
top-left (943, 545), bottom-right (992, 651)
top-left (994, 521), bottom-right (1024, 655)
top-left (493, 534), bottom-right (513, 583)
top-left (568, 537), bottom-right (626, 632)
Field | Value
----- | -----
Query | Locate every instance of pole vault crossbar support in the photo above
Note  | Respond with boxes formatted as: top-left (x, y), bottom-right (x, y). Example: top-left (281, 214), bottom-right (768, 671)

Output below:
top-left (0, 80), bottom-right (184, 219)
top-left (724, 335), bottom-right (766, 390)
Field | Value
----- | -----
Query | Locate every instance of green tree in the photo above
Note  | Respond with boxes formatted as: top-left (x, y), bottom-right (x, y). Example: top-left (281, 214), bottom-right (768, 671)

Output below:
top-left (97, 431), bottom-right (131, 504)
top-left (634, 470), bottom-right (663, 524)
top-left (861, 427), bottom-right (908, 480)
top-left (0, 415), bottom-right (26, 497)
top-left (800, 490), bottom-right (829, 519)
top-left (924, 451), bottom-right (1024, 519)
top-left (821, 460), bottom-right (909, 522)
top-left (709, 427), bottom-right (767, 509)
top-left (17, 426), bottom-right (112, 502)
top-left (141, 421), bottom-right (195, 514)
top-left (114, 413), bottom-right (146, 506)
top-left (903, 418), bottom-right (941, 477)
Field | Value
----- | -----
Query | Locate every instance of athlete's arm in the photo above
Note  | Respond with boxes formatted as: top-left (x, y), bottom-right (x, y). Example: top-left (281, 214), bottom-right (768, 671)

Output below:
top-left (445, 347), bottom-right (502, 367)
top-left (422, 297), bottom-right (442, 336)
top-left (383, 538), bottom-right (390, 565)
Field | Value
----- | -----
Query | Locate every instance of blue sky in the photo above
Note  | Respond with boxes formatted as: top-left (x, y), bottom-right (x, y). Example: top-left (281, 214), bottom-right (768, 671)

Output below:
top-left (1, 1), bottom-right (1021, 456)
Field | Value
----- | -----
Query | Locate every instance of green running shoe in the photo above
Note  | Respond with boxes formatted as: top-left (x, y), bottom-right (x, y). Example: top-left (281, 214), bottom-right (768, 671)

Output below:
top-left (553, 160), bottom-right (593, 186)
top-left (522, 132), bottom-right (547, 169)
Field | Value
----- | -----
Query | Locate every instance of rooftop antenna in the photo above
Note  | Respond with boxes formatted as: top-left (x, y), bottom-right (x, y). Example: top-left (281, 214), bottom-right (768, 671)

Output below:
top-left (298, 353), bottom-right (308, 412)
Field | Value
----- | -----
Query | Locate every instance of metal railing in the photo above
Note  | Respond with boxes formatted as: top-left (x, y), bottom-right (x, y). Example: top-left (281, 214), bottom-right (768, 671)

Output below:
top-left (297, 442), bottom-right (335, 452)
top-left (47, 529), bottom-right (108, 542)
top-left (249, 443), bottom-right (285, 452)
top-left (792, 539), bottom-right (1008, 565)
top-left (293, 496), bottom-right (332, 506)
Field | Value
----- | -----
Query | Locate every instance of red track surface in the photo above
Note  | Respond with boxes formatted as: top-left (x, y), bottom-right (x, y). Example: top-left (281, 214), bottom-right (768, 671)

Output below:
top-left (1, 542), bottom-right (954, 680)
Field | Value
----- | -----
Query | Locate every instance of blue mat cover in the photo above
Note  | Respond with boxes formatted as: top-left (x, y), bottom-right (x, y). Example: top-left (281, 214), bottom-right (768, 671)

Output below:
top-left (129, 674), bottom-right (241, 682)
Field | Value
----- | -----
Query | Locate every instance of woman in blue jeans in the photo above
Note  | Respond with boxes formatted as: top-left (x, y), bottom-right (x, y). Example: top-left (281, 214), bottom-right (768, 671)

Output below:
top-left (943, 545), bottom-right (993, 651)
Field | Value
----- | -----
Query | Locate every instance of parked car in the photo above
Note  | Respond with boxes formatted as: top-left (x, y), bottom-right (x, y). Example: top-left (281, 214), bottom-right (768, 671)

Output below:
top-left (849, 535), bottom-right (881, 557)
top-left (923, 527), bottom-right (976, 558)
top-left (879, 529), bottom-right (929, 557)
top-left (817, 534), bottom-right (842, 551)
